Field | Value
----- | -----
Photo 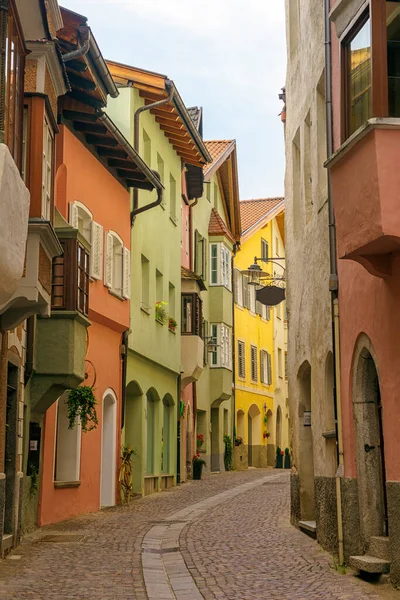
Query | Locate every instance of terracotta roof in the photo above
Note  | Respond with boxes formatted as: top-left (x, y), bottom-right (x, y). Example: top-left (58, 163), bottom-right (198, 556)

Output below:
top-left (204, 140), bottom-right (235, 176)
top-left (240, 198), bottom-right (284, 234)
top-left (208, 208), bottom-right (236, 244)
top-left (181, 266), bottom-right (206, 291)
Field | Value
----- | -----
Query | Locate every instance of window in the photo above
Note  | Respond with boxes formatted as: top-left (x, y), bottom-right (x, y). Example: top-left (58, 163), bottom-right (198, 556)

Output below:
top-left (238, 340), bottom-right (245, 378)
top-left (156, 269), bottom-right (163, 304)
top-left (387, 3), bottom-right (400, 117)
top-left (250, 345), bottom-right (258, 382)
top-left (210, 243), bottom-right (232, 290)
top-left (249, 285), bottom-right (256, 314)
top-left (261, 238), bottom-right (269, 261)
top-left (182, 293), bottom-right (202, 335)
top-left (170, 174), bottom-right (177, 223)
top-left (54, 393), bottom-right (81, 483)
top-left (262, 303), bottom-right (270, 321)
top-left (210, 323), bottom-right (232, 369)
top-left (260, 350), bottom-right (272, 385)
top-left (52, 237), bottom-right (89, 316)
top-left (255, 286), bottom-right (263, 316)
top-left (157, 153), bottom-right (165, 208)
top-left (233, 269), bottom-right (243, 306)
top-left (169, 283), bottom-right (175, 321)
top-left (202, 319), bottom-right (208, 366)
top-left (104, 231), bottom-right (130, 299)
top-left (194, 231), bottom-right (206, 280)
top-left (69, 201), bottom-right (103, 280)
top-left (343, 15), bottom-right (372, 136)
top-left (243, 274), bottom-right (250, 309)
top-left (3, 2), bottom-right (25, 170)
top-left (143, 129), bottom-right (151, 165)
top-left (42, 114), bottom-right (54, 221)
top-left (278, 348), bottom-right (283, 378)
top-left (141, 255), bottom-right (150, 311)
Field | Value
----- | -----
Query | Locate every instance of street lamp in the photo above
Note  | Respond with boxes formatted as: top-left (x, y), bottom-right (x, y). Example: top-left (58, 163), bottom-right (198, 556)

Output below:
top-left (241, 259), bottom-right (269, 286)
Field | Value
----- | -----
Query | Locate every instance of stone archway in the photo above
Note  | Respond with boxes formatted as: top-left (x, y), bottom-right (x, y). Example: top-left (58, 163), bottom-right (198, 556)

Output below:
top-left (297, 361), bottom-right (315, 520)
top-left (237, 410), bottom-right (245, 439)
top-left (125, 381), bottom-right (143, 494)
top-left (352, 335), bottom-right (387, 549)
top-left (100, 389), bottom-right (117, 507)
top-left (161, 393), bottom-right (174, 475)
top-left (248, 404), bottom-right (261, 467)
top-left (146, 388), bottom-right (161, 476)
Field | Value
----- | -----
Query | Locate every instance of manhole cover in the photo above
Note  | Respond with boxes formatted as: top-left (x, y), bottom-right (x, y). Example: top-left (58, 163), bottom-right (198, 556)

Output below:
top-left (37, 534), bottom-right (84, 543)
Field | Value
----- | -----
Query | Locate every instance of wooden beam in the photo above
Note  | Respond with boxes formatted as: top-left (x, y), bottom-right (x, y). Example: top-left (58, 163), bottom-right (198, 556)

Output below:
top-left (126, 179), bottom-right (154, 191)
top-left (62, 110), bottom-right (97, 123)
top-left (97, 148), bottom-right (128, 159)
top-left (67, 90), bottom-right (104, 109)
top-left (152, 109), bottom-right (182, 122)
top-left (73, 122), bottom-right (107, 135)
top-left (155, 118), bottom-right (187, 134)
top-left (86, 135), bottom-right (118, 147)
top-left (67, 72), bottom-right (96, 92)
top-left (108, 158), bottom-right (141, 170)
top-left (66, 59), bottom-right (88, 73)
top-left (139, 89), bottom-right (168, 103)
top-left (172, 146), bottom-right (200, 163)
top-left (117, 168), bottom-right (146, 180)
top-left (162, 131), bottom-right (192, 145)
top-left (155, 115), bottom-right (181, 127)
top-left (146, 102), bottom-right (175, 114)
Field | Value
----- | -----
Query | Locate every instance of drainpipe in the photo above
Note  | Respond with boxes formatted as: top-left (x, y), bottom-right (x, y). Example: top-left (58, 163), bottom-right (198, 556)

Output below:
top-left (324, 0), bottom-right (345, 566)
top-left (62, 27), bottom-right (91, 63)
top-left (120, 330), bottom-right (129, 430)
top-left (232, 243), bottom-right (239, 442)
top-left (176, 374), bottom-right (181, 485)
top-left (131, 82), bottom-right (174, 224)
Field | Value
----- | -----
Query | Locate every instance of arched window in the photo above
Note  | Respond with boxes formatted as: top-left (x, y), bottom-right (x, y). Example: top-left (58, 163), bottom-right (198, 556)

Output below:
top-left (54, 392), bottom-right (81, 483)
top-left (69, 201), bottom-right (103, 281)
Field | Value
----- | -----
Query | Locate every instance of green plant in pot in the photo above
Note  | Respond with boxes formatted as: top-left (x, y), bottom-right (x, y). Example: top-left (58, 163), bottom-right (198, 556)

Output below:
top-left (276, 446), bottom-right (283, 469)
top-left (155, 301), bottom-right (168, 324)
top-left (223, 434), bottom-right (233, 471)
top-left (193, 452), bottom-right (206, 480)
top-left (284, 447), bottom-right (291, 469)
top-left (67, 386), bottom-right (98, 432)
top-left (168, 317), bottom-right (177, 332)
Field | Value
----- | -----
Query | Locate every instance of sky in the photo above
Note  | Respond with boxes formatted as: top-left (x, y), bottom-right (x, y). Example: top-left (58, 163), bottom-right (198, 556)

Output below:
top-left (61, 1), bottom-right (287, 200)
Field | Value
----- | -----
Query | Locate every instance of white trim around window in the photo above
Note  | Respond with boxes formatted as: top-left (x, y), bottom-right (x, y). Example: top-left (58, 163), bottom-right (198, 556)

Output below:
top-left (104, 230), bottom-right (130, 299)
top-left (210, 323), bottom-right (232, 370)
top-left (210, 242), bottom-right (232, 290)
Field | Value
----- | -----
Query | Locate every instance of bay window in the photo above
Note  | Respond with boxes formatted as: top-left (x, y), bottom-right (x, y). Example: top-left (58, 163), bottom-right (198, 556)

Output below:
top-left (181, 293), bottom-right (202, 335)
top-left (42, 114), bottom-right (54, 220)
top-left (52, 237), bottom-right (89, 316)
top-left (210, 242), bottom-right (232, 290)
top-left (210, 323), bottom-right (232, 370)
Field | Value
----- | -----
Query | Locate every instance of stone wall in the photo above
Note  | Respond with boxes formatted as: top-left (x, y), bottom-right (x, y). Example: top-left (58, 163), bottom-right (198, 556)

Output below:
top-left (233, 444), bottom-right (248, 471)
top-left (315, 476), bottom-right (338, 556)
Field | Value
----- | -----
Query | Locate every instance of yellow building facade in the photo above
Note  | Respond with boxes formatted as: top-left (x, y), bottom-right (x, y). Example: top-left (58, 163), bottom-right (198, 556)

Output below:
top-left (233, 198), bottom-right (288, 468)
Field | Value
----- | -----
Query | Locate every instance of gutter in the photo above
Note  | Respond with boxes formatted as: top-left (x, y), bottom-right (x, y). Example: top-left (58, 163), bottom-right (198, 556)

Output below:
top-left (63, 26), bottom-right (118, 99)
top-left (324, 0), bottom-right (345, 566)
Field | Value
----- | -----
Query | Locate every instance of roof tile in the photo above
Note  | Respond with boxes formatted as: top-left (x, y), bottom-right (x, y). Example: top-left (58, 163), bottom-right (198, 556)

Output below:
top-left (208, 208), bottom-right (236, 243)
top-left (204, 140), bottom-right (234, 173)
top-left (240, 198), bottom-right (284, 233)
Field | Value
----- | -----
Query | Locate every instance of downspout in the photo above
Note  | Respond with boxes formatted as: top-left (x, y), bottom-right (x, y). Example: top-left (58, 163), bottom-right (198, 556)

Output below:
top-left (131, 82), bottom-right (174, 224)
top-left (324, 0), bottom-right (345, 566)
top-left (120, 330), bottom-right (129, 430)
top-left (232, 243), bottom-right (239, 442)
top-left (62, 26), bottom-right (91, 63)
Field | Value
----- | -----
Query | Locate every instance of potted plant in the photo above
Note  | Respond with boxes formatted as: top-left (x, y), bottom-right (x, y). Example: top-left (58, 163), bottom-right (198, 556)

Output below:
top-left (155, 301), bottom-right (168, 324)
top-left (263, 431), bottom-right (270, 440)
top-left (193, 452), bottom-right (206, 480)
top-left (234, 436), bottom-right (243, 447)
top-left (276, 446), bottom-right (283, 469)
top-left (223, 434), bottom-right (233, 471)
top-left (196, 433), bottom-right (205, 451)
top-left (284, 447), bottom-right (291, 469)
top-left (168, 317), bottom-right (177, 332)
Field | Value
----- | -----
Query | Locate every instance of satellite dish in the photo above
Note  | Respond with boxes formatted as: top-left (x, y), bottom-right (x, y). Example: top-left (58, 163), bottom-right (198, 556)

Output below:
top-left (256, 285), bottom-right (285, 306)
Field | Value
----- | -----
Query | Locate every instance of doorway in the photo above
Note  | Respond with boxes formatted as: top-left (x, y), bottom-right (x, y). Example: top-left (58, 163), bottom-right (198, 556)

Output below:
top-left (211, 407), bottom-right (219, 472)
top-left (248, 404), bottom-right (260, 467)
top-left (4, 362), bottom-right (18, 536)
top-left (298, 361), bottom-right (315, 520)
top-left (353, 344), bottom-right (387, 547)
top-left (100, 390), bottom-right (117, 507)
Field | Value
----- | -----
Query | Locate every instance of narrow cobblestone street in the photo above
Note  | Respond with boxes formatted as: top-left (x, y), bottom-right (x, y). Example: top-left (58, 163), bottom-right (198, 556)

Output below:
top-left (0, 469), bottom-right (398, 600)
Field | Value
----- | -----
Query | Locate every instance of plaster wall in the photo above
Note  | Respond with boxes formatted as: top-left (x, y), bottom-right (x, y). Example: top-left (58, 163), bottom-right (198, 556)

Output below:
top-left (284, 0), bottom-right (335, 523)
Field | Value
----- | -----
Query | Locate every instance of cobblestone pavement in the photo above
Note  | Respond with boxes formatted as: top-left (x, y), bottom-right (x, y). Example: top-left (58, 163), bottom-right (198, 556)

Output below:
top-left (0, 469), bottom-right (399, 600)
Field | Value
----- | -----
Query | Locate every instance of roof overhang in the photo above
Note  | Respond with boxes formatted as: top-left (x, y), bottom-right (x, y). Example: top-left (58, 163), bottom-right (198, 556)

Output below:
top-left (107, 61), bottom-right (212, 168)
top-left (241, 200), bottom-right (285, 244)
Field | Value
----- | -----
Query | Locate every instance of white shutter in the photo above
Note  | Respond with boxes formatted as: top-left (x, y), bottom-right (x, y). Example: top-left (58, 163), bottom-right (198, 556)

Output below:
top-left (122, 247), bottom-right (131, 299)
top-left (69, 202), bottom-right (79, 229)
top-left (267, 352), bottom-right (272, 385)
top-left (90, 221), bottom-right (103, 280)
top-left (220, 243), bottom-right (225, 286)
top-left (104, 232), bottom-right (114, 288)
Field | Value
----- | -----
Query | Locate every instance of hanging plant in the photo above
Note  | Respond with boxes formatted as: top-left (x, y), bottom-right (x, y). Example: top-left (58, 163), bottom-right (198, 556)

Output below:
top-left (155, 301), bottom-right (168, 324)
top-left (180, 400), bottom-right (186, 418)
top-left (263, 414), bottom-right (268, 425)
top-left (67, 386), bottom-right (98, 432)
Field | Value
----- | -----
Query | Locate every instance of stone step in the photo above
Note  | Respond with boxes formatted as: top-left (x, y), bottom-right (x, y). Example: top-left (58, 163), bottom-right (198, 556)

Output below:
top-left (369, 536), bottom-right (390, 561)
top-left (349, 554), bottom-right (390, 574)
top-left (299, 520), bottom-right (317, 538)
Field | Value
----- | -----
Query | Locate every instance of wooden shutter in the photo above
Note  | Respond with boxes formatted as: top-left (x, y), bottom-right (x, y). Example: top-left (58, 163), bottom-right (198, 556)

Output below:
top-left (243, 275), bottom-right (249, 309)
top-left (69, 202), bottom-right (79, 229)
top-left (201, 237), bottom-right (207, 281)
top-left (194, 231), bottom-right (199, 274)
top-left (89, 221), bottom-right (103, 280)
top-left (233, 269), bottom-right (239, 303)
top-left (251, 346), bottom-right (257, 381)
top-left (260, 350), bottom-right (264, 383)
top-left (123, 247), bottom-right (131, 299)
top-left (238, 341), bottom-right (245, 378)
top-left (104, 232), bottom-right (114, 288)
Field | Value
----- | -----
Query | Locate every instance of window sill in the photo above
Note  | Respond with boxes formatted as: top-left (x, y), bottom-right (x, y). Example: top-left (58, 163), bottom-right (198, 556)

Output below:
top-left (108, 289), bottom-right (125, 302)
top-left (160, 202), bottom-right (166, 210)
top-left (54, 480), bottom-right (81, 489)
top-left (155, 318), bottom-right (165, 326)
top-left (168, 327), bottom-right (176, 334)
top-left (169, 215), bottom-right (178, 226)
top-left (140, 304), bottom-right (151, 315)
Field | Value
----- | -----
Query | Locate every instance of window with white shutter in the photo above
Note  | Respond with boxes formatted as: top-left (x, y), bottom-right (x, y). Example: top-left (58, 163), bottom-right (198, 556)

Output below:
top-left (238, 340), bottom-right (245, 378)
top-left (260, 350), bottom-right (270, 383)
top-left (210, 242), bottom-right (232, 290)
top-left (261, 238), bottom-right (269, 261)
top-left (69, 201), bottom-right (93, 244)
top-left (267, 352), bottom-right (272, 385)
top-left (90, 221), bottom-right (103, 280)
top-left (251, 345), bottom-right (258, 382)
top-left (243, 275), bottom-right (250, 309)
top-left (249, 285), bottom-right (256, 314)
top-left (233, 269), bottom-right (243, 306)
top-left (104, 231), bottom-right (130, 299)
top-left (210, 323), bottom-right (232, 370)
top-left (104, 232), bottom-right (114, 289)
top-left (123, 247), bottom-right (131, 299)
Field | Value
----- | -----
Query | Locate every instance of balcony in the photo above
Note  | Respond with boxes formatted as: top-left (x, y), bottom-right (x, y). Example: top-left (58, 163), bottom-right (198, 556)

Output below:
top-left (0, 144), bottom-right (30, 310)
top-left (327, 119), bottom-right (400, 278)
top-left (29, 224), bottom-right (91, 414)
top-left (181, 335), bottom-right (204, 389)
top-left (0, 219), bottom-right (62, 329)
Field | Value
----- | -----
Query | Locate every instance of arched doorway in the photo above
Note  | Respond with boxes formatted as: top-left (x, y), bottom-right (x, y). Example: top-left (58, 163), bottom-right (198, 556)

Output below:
top-left (125, 381), bottom-right (143, 494)
top-left (324, 352), bottom-right (337, 477)
top-left (162, 394), bottom-right (174, 474)
top-left (298, 361), bottom-right (315, 520)
top-left (237, 410), bottom-right (245, 439)
top-left (100, 389), bottom-right (117, 507)
top-left (353, 337), bottom-right (387, 548)
top-left (248, 404), bottom-right (261, 467)
top-left (146, 388), bottom-right (160, 476)
top-left (276, 406), bottom-right (282, 449)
